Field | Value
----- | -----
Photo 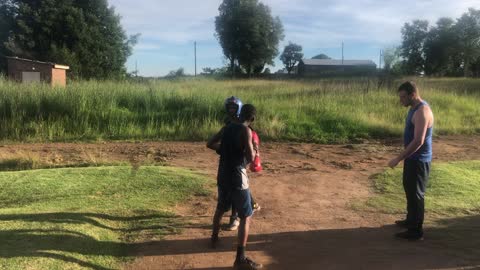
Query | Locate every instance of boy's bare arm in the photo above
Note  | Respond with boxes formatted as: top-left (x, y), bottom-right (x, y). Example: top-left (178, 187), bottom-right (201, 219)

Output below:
top-left (207, 127), bottom-right (225, 152)
top-left (242, 126), bottom-right (255, 163)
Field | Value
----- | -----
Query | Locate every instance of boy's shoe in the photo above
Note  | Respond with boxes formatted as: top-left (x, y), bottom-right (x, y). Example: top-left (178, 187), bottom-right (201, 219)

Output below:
top-left (233, 257), bottom-right (263, 270)
top-left (394, 219), bottom-right (409, 228)
top-left (395, 230), bottom-right (424, 241)
top-left (227, 218), bottom-right (240, 231)
top-left (210, 235), bottom-right (219, 249)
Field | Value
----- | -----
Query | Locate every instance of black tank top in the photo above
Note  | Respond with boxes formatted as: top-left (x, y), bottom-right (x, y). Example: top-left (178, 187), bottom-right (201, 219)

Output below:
top-left (217, 123), bottom-right (248, 189)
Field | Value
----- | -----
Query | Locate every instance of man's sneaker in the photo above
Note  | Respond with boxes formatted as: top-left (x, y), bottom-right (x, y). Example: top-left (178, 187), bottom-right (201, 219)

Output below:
top-left (252, 203), bottom-right (261, 213)
top-left (394, 219), bottom-right (409, 228)
top-left (395, 230), bottom-right (424, 241)
top-left (227, 218), bottom-right (240, 231)
top-left (233, 257), bottom-right (263, 270)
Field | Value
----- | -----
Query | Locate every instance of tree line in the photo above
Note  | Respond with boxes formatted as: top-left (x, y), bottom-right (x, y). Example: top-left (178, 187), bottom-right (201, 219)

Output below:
top-left (0, 0), bottom-right (138, 79)
top-left (385, 8), bottom-right (480, 77)
top-left (1, 0), bottom-right (478, 79)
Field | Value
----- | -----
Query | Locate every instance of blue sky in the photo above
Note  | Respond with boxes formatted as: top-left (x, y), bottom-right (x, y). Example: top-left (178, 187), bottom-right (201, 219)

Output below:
top-left (109, 0), bottom-right (479, 76)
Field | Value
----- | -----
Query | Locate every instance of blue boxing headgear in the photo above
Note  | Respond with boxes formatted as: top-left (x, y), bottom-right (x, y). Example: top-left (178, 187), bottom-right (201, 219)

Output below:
top-left (224, 96), bottom-right (243, 117)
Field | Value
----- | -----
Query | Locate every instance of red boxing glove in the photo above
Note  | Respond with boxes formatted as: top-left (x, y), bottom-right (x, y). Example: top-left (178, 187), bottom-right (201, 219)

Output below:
top-left (251, 155), bottom-right (262, 172)
top-left (250, 130), bottom-right (262, 172)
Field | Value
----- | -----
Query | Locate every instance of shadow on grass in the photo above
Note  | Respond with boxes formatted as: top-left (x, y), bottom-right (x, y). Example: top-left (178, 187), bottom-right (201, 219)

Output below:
top-left (0, 212), bottom-right (182, 270)
top-left (0, 212), bottom-right (179, 232)
top-left (1, 213), bottom-right (479, 269)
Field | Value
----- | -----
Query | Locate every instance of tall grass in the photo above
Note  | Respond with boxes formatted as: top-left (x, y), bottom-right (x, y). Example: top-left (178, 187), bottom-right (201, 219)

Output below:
top-left (367, 161), bottom-right (480, 216)
top-left (0, 77), bottom-right (479, 143)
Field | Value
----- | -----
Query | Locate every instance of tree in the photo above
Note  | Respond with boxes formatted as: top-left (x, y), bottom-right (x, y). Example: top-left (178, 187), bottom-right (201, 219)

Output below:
top-left (311, 54), bottom-right (331, 60)
top-left (400, 20), bottom-right (429, 75)
top-left (165, 68), bottom-right (185, 78)
top-left (0, 1), bottom-right (14, 72)
top-left (0, 0), bottom-right (138, 79)
top-left (280, 42), bottom-right (303, 74)
top-left (201, 67), bottom-right (217, 75)
top-left (470, 56), bottom-right (480, 77)
top-left (454, 8), bottom-right (480, 77)
top-left (423, 18), bottom-right (460, 76)
top-left (382, 46), bottom-right (401, 72)
top-left (215, 0), bottom-right (284, 77)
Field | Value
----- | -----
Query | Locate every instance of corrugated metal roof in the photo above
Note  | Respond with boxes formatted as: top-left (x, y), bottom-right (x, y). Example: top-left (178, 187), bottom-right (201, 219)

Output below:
top-left (6, 56), bottom-right (69, 69)
top-left (302, 59), bottom-right (376, 66)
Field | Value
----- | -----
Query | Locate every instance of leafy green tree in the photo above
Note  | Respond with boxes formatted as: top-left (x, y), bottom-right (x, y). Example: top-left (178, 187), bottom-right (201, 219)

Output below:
top-left (470, 57), bottom-right (480, 77)
top-left (400, 20), bottom-right (429, 75)
top-left (382, 46), bottom-right (400, 72)
top-left (311, 54), bottom-right (331, 59)
top-left (280, 42), bottom-right (303, 74)
top-left (454, 8), bottom-right (480, 77)
top-left (215, 0), bottom-right (284, 77)
top-left (165, 67), bottom-right (185, 78)
top-left (0, 0), bottom-right (138, 79)
top-left (423, 18), bottom-right (460, 76)
top-left (0, 1), bottom-right (14, 71)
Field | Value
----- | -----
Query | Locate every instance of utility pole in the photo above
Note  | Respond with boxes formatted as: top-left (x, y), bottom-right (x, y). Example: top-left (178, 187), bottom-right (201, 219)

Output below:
top-left (194, 41), bottom-right (197, 77)
top-left (135, 60), bottom-right (138, 77)
top-left (341, 42), bottom-right (344, 65)
top-left (379, 49), bottom-right (383, 70)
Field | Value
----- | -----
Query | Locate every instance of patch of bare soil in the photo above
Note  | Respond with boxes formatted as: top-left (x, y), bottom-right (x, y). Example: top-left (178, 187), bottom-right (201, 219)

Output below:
top-left (1, 135), bottom-right (479, 270)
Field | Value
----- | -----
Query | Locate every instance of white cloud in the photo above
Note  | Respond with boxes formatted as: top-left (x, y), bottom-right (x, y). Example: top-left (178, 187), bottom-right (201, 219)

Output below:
top-left (110, 0), bottom-right (480, 75)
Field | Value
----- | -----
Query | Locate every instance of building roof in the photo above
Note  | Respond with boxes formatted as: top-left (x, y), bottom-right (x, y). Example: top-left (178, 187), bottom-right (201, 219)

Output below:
top-left (6, 56), bottom-right (69, 70)
top-left (301, 59), bottom-right (376, 66)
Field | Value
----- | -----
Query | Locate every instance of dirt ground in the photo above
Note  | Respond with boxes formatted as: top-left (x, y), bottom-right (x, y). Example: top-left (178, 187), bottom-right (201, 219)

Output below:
top-left (1, 135), bottom-right (480, 270)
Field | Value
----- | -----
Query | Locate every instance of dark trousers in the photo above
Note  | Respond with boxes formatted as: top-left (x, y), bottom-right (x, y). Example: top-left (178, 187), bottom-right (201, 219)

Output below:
top-left (403, 159), bottom-right (430, 233)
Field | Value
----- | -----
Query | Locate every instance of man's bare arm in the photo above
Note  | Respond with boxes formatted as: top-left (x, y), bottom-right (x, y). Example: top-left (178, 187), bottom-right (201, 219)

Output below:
top-left (388, 106), bottom-right (430, 168)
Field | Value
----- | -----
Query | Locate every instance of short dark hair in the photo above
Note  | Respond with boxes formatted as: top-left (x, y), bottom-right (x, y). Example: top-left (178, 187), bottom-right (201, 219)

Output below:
top-left (398, 81), bottom-right (418, 95)
top-left (240, 104), bottom-right (256, 122)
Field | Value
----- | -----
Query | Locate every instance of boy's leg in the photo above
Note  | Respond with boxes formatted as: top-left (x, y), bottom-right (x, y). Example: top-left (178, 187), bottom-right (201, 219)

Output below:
top-left (211, 186), bottom-right (231, 247)
top-left (232, 189), bottom-right (262, 269)
top-left (228, 208), bottom-right (240, 231)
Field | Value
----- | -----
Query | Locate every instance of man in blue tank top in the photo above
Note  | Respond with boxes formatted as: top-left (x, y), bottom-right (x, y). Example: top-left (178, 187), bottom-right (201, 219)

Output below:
top-left (388, 81), bottom-right (434, 241)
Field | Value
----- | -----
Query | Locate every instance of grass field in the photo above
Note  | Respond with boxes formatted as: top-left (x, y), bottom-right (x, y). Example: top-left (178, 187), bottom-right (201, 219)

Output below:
top-left (0, 77), bottom-right (479, 143)
top-left (367, 160), bottom-right (480, 216)
top-left (0, 166), bottom-right (210, 270)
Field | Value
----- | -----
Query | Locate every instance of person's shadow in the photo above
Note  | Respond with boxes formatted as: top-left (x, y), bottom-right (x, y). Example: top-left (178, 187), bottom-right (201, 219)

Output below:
top-left (130, 214), bottom-right (480, 270)
top-left (1, 212), bottom-right (480, 270)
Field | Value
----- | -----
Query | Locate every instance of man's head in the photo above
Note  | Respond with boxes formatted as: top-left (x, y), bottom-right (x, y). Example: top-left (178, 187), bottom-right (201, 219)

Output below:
top-left (398, 81), bottom-right (419, 107)
top-left (240, 104), bottom-right (256, 124)
top-left (224, 96), bottom-right (243, 119)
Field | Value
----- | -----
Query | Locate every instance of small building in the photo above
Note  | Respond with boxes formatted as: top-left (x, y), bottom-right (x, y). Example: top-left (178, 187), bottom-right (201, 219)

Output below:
top-left (6, 57), bottom-right (69, 86)
top-left (298, 59), bottom-right (376, 77)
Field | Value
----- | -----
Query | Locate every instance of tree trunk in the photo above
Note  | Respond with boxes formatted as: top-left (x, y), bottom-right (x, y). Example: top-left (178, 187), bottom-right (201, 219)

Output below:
top-left (464, 57), bottom-right (470, 77)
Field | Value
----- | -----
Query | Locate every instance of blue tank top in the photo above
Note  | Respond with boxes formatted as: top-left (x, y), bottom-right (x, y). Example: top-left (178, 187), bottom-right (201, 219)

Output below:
top-left (404, 101), bottom-right (433, 162)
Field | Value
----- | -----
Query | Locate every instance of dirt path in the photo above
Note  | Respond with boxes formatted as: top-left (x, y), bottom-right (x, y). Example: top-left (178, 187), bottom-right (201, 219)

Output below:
top-left (1, 136), bottom-right (480, 270)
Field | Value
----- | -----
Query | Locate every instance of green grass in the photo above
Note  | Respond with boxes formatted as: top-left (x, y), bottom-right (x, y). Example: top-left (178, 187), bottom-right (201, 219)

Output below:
top-left (367, 161), bottom-right (480, 216)
top-left (0, 166), bottom-right (210, 270)
top-left (0, 77), bottom-right (479, 143)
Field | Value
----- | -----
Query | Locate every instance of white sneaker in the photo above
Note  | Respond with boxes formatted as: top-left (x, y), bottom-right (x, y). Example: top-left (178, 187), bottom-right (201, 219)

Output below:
top-left (227, 218), bottom-right (240, 231)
